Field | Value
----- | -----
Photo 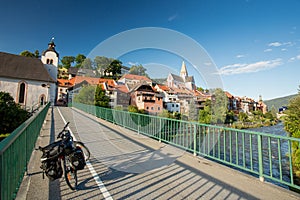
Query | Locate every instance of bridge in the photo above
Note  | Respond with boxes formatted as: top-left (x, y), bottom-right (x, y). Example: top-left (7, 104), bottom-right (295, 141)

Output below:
top-left (1, 104), bottom-right (300, 199)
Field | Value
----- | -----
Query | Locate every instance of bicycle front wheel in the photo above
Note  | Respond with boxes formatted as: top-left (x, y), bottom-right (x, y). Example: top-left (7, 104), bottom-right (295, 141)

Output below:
top-left (63, 157), bottom-right (78, 190)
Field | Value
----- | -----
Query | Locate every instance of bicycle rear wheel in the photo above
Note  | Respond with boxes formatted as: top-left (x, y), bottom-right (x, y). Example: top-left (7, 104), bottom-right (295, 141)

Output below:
top-left (63, 157), bottom-right (78, 190)
top-left (74, 141), bottom-right (91, 161)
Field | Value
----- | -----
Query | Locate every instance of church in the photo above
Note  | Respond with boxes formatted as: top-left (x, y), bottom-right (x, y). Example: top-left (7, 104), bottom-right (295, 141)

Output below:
top-left (0, 39), bottom-right (59, 110)
top-left (167, 61), bottom-right (196, 91)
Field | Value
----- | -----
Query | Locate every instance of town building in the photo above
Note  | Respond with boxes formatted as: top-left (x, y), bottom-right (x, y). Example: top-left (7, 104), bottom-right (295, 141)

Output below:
top-left (0, 51), bottom-right (56, 110)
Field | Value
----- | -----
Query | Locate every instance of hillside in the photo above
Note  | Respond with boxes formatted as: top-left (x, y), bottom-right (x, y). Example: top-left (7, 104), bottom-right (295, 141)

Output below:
top-left (264, 94), bottom-right (298, 111)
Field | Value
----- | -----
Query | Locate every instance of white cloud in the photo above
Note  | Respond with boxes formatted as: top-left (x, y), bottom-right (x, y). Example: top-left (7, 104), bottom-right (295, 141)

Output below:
top-left (128, 62), bottom-right (139, 66)
top-left (264, 48), bottom-right (272, 52)
top-left (281, 48), bottom-right (287, 51)
top-left (289, 54), bottom-right (300, 62)
top-left (218, 59), bottom-right (282, 75)
top-left (268, 42), bottom-right (282, 47)
top-left (236, 54), bottom-right (245, 58)
top-left (168, 14), bottom-right (178, 22)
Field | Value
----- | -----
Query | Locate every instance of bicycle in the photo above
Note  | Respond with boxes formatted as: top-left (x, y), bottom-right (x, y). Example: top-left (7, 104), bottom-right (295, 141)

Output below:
top-left (37, 122), bottom-right (90, 190)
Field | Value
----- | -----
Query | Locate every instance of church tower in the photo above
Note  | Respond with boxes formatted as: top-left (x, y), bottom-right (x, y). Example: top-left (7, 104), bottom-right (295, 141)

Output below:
top-left (41, 38), bottom-right (59, 67)
top-left (41, 38), bottom-right (59, 105)
top-left (180, 61), bottom-right (188, 81)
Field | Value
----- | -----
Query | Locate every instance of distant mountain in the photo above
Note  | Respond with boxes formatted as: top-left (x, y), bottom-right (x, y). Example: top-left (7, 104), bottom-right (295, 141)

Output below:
top-left (264, 94), bottom-right (298, 111)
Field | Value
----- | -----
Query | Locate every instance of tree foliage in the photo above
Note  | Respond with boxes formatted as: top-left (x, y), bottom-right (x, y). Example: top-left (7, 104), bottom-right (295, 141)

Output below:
top-left (198, 99), bottom-right (211, 124)
top-left (129, 64), bottom-right (148, 77)
top-left (75, 54), bottom-right (86, 68)
top-left (211, 88), bottom-right (228, 124)
top-left (95, 85), bottom-right (110, 108)
top-left (0, 92), bottom-right (30, 134)
top-left (81, 58), bottom-right (93, 69)
top-left (20, 50), bottom-right (36, 58)
top-left (94, 56), bottom-right (114, 76)
top-left (61, 56), bottom-right (75, 69)
top-left (104, 59), bottom-right (122, 79)
top-left (284, 89), bottom-right (300, 180)
top-left (73, 85), bottom-right (96, 105)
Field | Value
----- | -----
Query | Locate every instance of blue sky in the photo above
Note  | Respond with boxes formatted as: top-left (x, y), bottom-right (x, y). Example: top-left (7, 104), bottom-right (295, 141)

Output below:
top-left (1, 0), bottom-right (300, 100)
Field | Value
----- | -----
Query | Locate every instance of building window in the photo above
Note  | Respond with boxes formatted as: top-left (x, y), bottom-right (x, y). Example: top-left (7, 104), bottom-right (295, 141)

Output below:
top-left (151, 107), bottom-right (154, 110)
top-left (146, 106), bottom-right (149, 110)
top-left (46, 59), bottom-right (50, 64)
top-left (18, 82), bottom-right (26, 104)
top-left (158, 107), bottom-right (160, 110)
top-left (50, 59), bottom-right (53, 64)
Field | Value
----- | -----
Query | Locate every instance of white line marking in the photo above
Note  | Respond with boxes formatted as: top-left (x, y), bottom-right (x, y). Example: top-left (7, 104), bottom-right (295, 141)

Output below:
top-left (57, 107), bottom-right (113, 200)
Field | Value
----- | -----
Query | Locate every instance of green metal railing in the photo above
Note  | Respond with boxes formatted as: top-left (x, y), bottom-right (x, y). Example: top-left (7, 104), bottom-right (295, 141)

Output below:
top-left (72, 102), bottom-right (300, 191)
top-left (0, 103), bottom-right (50, 200)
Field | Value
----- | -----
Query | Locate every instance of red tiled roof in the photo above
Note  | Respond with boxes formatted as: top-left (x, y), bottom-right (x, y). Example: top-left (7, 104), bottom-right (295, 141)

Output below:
top-left (72, 76), bottom-right (100, 85)
top-left (57, 79), bottom-right (74, 87)
top-left (156, 84), bottom-right (170, 91)
top-left (115, 85), bottom-right (129, 93)
top-left (225, 91), bottom-right (234, 98)
top-left (98, 78), bottom-right (116, 87)
top-left (120, 74), bottom-right (152, 82)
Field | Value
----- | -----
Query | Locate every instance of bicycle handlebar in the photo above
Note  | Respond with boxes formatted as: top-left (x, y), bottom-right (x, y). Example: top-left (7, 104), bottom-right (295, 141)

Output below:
top-left (57, 122), bottom-right (70, 139)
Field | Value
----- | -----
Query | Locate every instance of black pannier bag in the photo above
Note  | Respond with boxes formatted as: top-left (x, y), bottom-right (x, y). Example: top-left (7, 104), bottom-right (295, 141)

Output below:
top-left (41, 158), bottom-right (63, 181)
top-left (40, 144), bottom-right (63, 181)
top-left (70, 146), bottom-right (86, 170)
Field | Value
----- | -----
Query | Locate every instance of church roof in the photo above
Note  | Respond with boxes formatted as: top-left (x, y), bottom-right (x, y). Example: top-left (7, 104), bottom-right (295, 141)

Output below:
top-left (170, 73), bottom-right (184, 82)
top-left (0, 52), bottom-right (55, 83)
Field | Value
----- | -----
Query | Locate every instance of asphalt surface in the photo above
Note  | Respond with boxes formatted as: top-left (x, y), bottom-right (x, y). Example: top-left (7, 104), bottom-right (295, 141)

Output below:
top-left (16, 106), bottom-right (300, 200)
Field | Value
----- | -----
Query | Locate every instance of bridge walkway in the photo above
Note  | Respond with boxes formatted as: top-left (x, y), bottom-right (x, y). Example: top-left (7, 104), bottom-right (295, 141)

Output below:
top-left (16, 106), bottom-right (300, 199)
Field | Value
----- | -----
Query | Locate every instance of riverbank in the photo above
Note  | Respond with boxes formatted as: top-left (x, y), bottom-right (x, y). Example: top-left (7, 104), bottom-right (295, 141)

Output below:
top-left (231, 120), bottom-right (278, 129)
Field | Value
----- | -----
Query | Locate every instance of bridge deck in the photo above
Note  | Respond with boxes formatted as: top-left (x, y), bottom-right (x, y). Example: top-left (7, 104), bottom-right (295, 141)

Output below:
top-left (16, 106), bottom-right (300, 200)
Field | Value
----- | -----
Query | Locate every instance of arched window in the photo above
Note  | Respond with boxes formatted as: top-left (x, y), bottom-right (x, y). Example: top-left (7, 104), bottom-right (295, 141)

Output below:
top-left (40, 94), bottom-right (46, 105)
top-left (19, 82), bottom-right (26, 104)
top-left (50, 59), bottom-right (53, 64)
top-left (46, 59), bottom-right (50, 64)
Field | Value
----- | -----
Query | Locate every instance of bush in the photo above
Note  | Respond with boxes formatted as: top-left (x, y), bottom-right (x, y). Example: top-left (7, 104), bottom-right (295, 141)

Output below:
top-left (0, 92), bottom-right (30, 134)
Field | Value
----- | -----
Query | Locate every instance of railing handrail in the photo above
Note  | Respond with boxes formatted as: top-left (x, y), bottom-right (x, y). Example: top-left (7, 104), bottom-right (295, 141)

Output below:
top-left (0, 104), bottom-right (46, 154)
top-left (0, 103), bottom-right (50, 200)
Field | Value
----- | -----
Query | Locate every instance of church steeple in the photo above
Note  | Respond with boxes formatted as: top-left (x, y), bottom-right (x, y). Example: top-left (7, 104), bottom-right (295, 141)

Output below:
top-left (180, 61), bottom-right (188, 80)
top-left (41, 38), bottom-right (59, 67)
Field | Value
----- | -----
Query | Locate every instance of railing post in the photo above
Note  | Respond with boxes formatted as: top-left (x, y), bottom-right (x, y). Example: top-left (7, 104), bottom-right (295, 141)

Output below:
top-left (159, 118), bottom-right (162, 143)
top-left (138, 114), bottom-right (140, 134)
top-left (194, 123), bottom-right (197, 156)
top-left (257, 135), bottom-right (264, 182)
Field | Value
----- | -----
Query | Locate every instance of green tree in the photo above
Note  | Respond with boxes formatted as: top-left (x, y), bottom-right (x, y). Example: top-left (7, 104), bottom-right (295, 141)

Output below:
top-left (104, 59), bottom-right (122, 79)
top-left (81, 58), bottom-right (93, 70)
top-left (20, 50), bottom-right (35, 58)
top-left (284, 90), bottom-right (300, 182)
top-left (73, 85), bottom-right (96, 105)
top-left (34, 50), bottom-right (40, 58)
top-left (0, 92), bottom-right (30, 134)
top-left (94, 56), bottom-right (114, 76)
top-left (129, 64), bottom-right (148, 77)
top-left (128, 105), bottom-right (139, 113)
top-left (238, 112), bottom-right (248, 123)
top-left (211, 88), bottom-right (228, 124)
top-left (61, 56), bottom-right (75, 69)
top-left (225, 111), bottom-right (235, 124)
top-left (198, 99), bottom-right (212, 124)
top-left (95, 85), bottom-right (110, 108)
top-left (75, 54), bottom-right (86, 68)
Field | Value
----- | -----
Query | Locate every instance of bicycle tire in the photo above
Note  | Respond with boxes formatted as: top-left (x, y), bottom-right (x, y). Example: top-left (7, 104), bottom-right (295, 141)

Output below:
top-left (63, 157), bottom-right (78, 190)
top-left (74, 141), bottom-right (91, 161)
